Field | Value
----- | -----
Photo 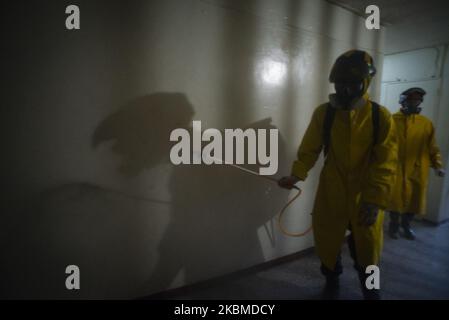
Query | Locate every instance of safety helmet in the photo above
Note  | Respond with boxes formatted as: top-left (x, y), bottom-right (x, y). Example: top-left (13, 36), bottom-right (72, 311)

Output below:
top-left (329, 50), bottom-right (376, 89)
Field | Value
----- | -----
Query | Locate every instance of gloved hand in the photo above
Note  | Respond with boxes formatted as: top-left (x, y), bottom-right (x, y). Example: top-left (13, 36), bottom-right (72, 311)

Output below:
top-left (434, 168), bottom-right (446, 177)
top-left (278, 175), bottom-right (300, 190)
top-left (359, 202), bottom-right (380, 226)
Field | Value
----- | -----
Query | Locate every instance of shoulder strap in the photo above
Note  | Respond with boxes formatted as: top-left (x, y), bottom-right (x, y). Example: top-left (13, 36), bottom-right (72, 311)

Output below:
top-left (371, 101), bottom-right (380, 146)
top-left (323, 101), bottom-right (379, 155)
top-left (323, 103), bottom-right (336, 157)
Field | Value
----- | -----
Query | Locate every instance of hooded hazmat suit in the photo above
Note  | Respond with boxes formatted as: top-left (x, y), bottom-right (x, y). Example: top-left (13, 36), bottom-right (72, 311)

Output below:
top-left (388, 112), bottom-right (443, 216)
top-left (291, 95), bottom-right (398, 270)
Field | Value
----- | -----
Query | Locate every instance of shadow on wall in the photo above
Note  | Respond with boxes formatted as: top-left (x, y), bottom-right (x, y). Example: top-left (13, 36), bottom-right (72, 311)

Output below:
top-left (1, 92), bottom-right (288, 299)
top-left (92, 93), bottom-right (195, 175)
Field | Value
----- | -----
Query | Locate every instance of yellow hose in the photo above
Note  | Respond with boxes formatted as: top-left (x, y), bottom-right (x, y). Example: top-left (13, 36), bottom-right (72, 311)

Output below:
top-left (277, 186), bottom-right (313, 237)
top-left (207, 156), bottom-right (312, 237)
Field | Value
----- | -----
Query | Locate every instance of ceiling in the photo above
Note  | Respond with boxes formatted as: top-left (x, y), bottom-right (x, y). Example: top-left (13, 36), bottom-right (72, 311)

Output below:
top-left (329, 0), bottom-right (449, 53)
top-left (328, 0), bottom-right (449, 25)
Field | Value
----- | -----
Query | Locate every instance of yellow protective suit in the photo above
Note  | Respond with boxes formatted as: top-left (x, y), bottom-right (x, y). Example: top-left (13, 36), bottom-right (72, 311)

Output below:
top-left (291, 98), bottom-right (398, 270)
top-left (388, 112), bottom-right (443, 216)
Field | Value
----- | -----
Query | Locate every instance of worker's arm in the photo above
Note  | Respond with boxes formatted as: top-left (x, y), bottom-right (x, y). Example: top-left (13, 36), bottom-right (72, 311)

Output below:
top-left (361, 107), bottom-right (398, 210)
top-left (429, 123), bottom-right (443, 169)
top-left (290, 105), bottom-right (325, 181)
top-left (279, 105), bottom-right (325, 190)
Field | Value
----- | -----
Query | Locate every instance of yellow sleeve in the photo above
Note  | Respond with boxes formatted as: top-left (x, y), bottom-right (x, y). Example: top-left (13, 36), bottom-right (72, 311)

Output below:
top-left (291, 105), bottom-right (324, 180)
top-left (361, 107), bottom-right (398, 209)
top-left (429, 123), bottom-right (443, 169)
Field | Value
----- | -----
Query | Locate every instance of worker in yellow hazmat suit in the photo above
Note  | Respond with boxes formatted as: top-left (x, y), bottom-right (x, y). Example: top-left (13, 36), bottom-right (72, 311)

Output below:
top-left (388, 88), bottom-right (445, 240)
top-left (279, 50), bottom-right (398, 300)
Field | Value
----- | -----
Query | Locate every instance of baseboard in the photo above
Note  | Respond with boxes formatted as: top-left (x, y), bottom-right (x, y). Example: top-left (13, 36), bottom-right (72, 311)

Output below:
top-left (139, 246), bottom-right (315, 300)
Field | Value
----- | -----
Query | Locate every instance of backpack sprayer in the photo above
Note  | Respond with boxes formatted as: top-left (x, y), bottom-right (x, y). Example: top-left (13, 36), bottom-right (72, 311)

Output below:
top-left (207, 156), bottom-right (312, 237)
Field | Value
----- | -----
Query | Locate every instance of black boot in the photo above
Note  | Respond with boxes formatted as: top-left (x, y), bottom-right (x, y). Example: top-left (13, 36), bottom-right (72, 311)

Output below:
top-left (320, 259), bottom-right (342, 300)
top-left (388, 212), bottom-right (400, 239)
top-left (401, 213), bottom-right (416, 240)
top-left (358, 270), bottom-right (381, 300)
top-left (322, 275), bottom-right (340, 300)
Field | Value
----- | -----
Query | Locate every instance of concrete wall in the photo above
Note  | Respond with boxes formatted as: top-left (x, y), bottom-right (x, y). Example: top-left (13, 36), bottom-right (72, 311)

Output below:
top-left (1, 0), bottom-right (384, 298)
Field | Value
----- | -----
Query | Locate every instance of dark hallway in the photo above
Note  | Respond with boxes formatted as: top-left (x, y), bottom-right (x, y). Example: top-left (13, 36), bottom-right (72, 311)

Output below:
top-left (2, 0), bottom-right (449, 304)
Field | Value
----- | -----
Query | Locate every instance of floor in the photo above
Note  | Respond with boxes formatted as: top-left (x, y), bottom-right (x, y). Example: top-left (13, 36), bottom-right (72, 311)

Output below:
top-left (151, 220), bottom-right (449, 300)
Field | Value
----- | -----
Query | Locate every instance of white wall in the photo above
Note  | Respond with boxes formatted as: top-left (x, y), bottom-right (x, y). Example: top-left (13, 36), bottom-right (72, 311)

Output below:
top-left (436, 47), bottom-right (449, 222)
top-left (1, 0), bottom-right (384, 298)
top-left (381, 45), bottom-right (449, 223)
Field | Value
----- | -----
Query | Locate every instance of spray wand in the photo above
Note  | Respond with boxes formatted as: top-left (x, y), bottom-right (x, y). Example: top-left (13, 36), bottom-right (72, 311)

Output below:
top-left (207, 156), bottom-right (312, 237)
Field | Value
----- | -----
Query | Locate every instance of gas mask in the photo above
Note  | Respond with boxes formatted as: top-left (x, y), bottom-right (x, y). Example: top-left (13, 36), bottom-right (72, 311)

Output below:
top-left (400, 94), bottom-right (422, 115)
top-left (333, 81), bottom-right (365, 110)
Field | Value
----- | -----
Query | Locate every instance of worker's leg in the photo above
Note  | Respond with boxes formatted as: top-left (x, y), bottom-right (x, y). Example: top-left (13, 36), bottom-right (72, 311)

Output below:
top-left (320, 254), bottom-right (342, 299)
top-left (388, 211), bottom-right (400, 239)
top-left (348, 226), bottom-right (381, 300)
top-left (401, 212), bottom-right (416, 240)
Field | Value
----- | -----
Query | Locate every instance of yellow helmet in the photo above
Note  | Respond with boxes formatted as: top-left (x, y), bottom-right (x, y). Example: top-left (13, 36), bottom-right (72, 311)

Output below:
top-left (329, 50), bottom-right (376, 93)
